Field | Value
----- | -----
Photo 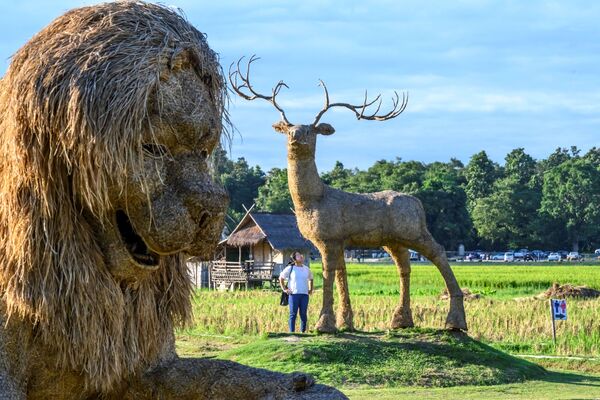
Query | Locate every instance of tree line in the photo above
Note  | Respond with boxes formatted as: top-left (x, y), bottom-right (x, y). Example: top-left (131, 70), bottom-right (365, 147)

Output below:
top-left (213, 146), bottom-right (600, 252)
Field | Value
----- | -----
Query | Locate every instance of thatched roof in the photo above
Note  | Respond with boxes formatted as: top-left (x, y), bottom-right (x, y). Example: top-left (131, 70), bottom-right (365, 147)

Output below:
top-left (224, 212), bottom-right (314, 251)
top-left (226, 224), bottom-right (266, 247)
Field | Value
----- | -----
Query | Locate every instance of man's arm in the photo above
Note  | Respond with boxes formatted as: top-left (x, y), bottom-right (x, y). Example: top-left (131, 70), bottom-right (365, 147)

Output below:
top-left (308, 279), bottom-right (313, 295)
top-left (279, 276), bottom-right (290, 293)
top-left (279, 266), bottom-right (291, 293)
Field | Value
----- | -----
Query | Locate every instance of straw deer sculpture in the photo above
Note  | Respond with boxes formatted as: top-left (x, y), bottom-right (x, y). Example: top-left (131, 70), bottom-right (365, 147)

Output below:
top-left (230, 56), bottom-right (467, 333)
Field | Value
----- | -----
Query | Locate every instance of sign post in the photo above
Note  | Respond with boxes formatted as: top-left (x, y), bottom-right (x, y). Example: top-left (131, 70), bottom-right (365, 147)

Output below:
top-left (550, 299), bottom-right (567, 346)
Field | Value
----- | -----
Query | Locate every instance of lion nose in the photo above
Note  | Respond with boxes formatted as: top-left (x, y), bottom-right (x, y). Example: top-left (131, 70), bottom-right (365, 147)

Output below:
top-left (184, 182), bottom-right (228, 223)
top-left (182, 183), bottom-right (228, 258)
top-left (182, 179), bottom-right (228, 238)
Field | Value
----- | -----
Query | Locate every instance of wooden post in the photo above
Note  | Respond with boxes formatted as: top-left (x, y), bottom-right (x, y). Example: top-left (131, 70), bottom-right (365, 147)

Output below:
top-left (238, 246), bottom-right (242, 264)
top-left (550, 299), bottom-right (557, 346)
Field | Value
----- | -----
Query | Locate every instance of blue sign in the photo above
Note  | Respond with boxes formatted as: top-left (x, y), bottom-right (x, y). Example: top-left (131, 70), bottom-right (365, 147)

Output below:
top-left (551, 299), bottom-right (567, 320)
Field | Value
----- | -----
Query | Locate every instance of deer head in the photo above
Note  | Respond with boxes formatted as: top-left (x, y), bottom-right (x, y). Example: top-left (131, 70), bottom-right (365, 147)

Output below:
top-left (228, 55), bottom-right (408, 158)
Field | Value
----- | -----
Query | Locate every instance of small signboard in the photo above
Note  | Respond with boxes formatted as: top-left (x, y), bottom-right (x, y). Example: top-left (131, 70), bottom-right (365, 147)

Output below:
top-left (551, 299), bottom-right (567, 320)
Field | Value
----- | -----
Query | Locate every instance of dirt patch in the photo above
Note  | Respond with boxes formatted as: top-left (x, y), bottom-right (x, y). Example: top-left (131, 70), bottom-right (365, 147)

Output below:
top-left (536, 282), bottom-right (600, 299)
top-left (440, 287), bottom-right (481, 301)
top-left (282, 336), bottom-right (302, 343)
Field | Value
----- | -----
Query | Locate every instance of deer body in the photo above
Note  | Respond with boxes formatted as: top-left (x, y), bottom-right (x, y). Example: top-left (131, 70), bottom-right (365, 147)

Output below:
top-left (286, 124), bottom-right (426, 245)
top-left (294, 188), bottom-right (426, 246)
top-left (289, 152), bottom-right (426, 244)
top-left (230, 58), bottom-right (467, 333)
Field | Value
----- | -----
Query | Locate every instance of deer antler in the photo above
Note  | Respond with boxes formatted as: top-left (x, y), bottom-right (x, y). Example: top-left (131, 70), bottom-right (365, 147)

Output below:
top-left (312, 80), bottom-right (408, 126)
top-left (228, 55), bottom-right (291, 125)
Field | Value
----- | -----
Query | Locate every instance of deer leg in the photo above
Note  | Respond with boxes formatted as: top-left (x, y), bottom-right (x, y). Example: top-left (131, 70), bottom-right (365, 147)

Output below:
top-left (314, 241), bottom-right (340, 333)
top-left (334, 259), bottom-right (354, 331)
top-left (384, 245), bottom-right (414, 329)
top-left (413, 238), bottom-right (467, 331)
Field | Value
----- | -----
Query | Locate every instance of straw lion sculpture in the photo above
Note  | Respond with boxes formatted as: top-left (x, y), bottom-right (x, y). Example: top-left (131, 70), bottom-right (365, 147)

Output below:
top-left (0, 2), bottom-right (344, 399)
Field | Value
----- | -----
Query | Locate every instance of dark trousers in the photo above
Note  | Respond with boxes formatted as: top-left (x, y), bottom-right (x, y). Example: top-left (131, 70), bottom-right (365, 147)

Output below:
top-left (288, 293), bottom-right (309, 332)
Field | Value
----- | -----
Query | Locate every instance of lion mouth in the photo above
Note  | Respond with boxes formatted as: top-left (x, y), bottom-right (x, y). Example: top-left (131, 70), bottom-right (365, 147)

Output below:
top-left (116, 210), bottom-right (160, 268)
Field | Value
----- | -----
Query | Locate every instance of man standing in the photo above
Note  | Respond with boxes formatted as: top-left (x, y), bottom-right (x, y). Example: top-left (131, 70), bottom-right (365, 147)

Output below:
top-left (279, 251), bottom-right (314, 332)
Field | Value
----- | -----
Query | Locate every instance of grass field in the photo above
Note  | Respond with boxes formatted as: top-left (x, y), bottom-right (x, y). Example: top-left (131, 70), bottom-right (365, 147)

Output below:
top-left (182, 262), bottom-right (600, 357)
top-left (344, 374), bottom-right (600, 400)
top-left (176, 262), bottom-right (600, 398)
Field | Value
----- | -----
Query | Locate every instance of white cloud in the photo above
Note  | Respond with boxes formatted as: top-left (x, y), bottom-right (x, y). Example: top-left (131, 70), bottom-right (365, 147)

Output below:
top-left (231, 80), bottom-right (600, 116)
top-left (2, 0), bottom-right (600, 170)
top-left (409, 86), bottom-right (600, 114)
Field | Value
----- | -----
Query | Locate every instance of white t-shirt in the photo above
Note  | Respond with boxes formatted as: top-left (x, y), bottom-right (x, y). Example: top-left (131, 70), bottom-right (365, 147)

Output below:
top-left (280, 264), bottom-right (313, 295)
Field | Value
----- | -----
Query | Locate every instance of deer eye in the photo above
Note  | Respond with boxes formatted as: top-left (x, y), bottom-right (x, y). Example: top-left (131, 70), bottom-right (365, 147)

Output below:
top-left (142, 143), bottom-right (168, 158)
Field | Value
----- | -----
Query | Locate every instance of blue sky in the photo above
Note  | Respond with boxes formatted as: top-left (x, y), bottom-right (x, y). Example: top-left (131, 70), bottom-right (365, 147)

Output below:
top-left (1, 1), bottom-right (599, 172)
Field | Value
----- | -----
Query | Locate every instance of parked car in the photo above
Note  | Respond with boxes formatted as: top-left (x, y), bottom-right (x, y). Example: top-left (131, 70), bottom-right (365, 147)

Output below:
top-left (409, 250), bottom-right (420, 261)
top-left (491, 253), bottom-right (504, 261)
top-left (531, 250), bottom-right (546, 260)
top-left (567, 251), bottom-right (583, 261)
top-left (504, 252), bottom-right (515, 262)
top-left (523, 253), bottom-right (534, 262)
top-left (547, 252), bottom-right (561, 261)
top-left (465, 252), bottom-right (482, 262)
top-left (514, 249), bottom-right (528, 259)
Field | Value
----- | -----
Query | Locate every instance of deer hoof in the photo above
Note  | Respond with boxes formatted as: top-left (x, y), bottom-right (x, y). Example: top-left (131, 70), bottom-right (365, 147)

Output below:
top-left (390, 306), bottom-right (414, 329)
top-left (446, 296), bottom-right (468, 331)
top-left (315, 313), bottom-right (337, 333)
top-left (336, 311), bottom-right (354, 331)
top-left (336, 319), bottom-right (354, 332)
top-left (445, 312), bottom-right (468, 331)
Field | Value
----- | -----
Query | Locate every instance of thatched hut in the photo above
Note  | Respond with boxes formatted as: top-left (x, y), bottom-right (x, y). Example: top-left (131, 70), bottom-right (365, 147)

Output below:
top-left (211, 212), bottom-right (315, 289)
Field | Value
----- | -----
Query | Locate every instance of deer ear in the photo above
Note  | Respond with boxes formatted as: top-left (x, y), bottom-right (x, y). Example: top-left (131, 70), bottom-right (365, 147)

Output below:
top-left (272, 120), bottom-right (290, 134)
top-left (315, 123), bottom-right (335, 135)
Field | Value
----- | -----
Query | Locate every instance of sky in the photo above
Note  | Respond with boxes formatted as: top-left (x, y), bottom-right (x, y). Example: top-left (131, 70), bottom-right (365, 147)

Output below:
top-left (1, 1), bottom-right (599, 172)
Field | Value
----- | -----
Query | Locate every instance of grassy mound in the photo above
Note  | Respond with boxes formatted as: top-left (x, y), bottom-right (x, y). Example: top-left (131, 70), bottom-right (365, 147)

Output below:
top-left (217, 328), bottom-right (545, 388)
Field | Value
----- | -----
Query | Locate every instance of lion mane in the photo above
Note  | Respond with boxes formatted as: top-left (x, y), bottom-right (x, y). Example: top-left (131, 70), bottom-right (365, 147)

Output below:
top-left (0, 1), bottom-right (226, 392)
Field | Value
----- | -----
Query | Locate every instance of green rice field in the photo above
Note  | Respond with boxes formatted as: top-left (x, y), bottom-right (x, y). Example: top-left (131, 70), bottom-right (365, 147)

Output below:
top-left (182, 262), bottom-right (600, 357)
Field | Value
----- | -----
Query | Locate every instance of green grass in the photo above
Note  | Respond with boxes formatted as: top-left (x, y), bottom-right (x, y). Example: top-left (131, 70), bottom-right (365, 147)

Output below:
top-left (344, 371), bottom-right (600, 400)
top-left (183, 290), bottom-right (600, 357)
top-left (184, 262), bottom-right (600, 357)
top-left (176, 262), bottom-right (600, 397)
top-left (215, 329), bottom-right (545, 388)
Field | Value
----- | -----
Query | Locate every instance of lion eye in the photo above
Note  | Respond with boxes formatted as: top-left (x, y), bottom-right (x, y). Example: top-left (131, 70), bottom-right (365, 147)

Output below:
top-left (142, 144), bottom-right (168, 158)
top-left (201, 74), bottom-right (212, 87)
